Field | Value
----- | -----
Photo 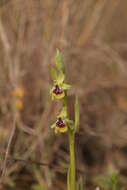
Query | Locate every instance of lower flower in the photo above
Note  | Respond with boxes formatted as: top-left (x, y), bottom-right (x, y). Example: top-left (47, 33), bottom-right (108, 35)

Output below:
top-left (51, 117), bottom-right (68, 134)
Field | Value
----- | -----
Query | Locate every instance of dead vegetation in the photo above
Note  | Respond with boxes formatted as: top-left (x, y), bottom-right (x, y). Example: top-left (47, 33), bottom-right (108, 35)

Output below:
top-left (0, 0), bottom-right (127, 189)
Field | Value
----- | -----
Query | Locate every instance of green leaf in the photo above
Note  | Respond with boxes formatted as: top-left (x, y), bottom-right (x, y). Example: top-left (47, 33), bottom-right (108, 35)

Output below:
top-left (55, 49), bottom-right (65, 73)
top-left (62, 83), bottom-right (72, 90)
top-left (50, 67), bottom-right (57, 80)
top-left (74, 96), bottom-right (80, 132)
top-left (32, 167), bottom-right (46, 190)
top-left (67, 166), bottom-right (71, 190)
top-left (95, 175), bottom-right (111, 189)
top-left (77, 177), bottom-right (83, 190)
top-left (94, 173), bottom-right (121, 190)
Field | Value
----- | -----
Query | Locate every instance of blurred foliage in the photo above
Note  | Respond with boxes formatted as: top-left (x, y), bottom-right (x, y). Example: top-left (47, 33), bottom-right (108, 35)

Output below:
top-left (94, 165), bottom-right (124, 190)
top-left (77, 177), bottom-right (83, 190)
top-left (32, 167), bottom-right (46, 190)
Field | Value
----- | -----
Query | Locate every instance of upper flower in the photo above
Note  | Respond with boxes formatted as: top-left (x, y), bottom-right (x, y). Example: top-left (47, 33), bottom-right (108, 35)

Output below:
top-left (50, 49), bottom-right (71, 100)
top-left (55, 117), bottom-right (68, 133)
top-left (50, 79), bottom-right (71, 100)
top-left (52, 85), bottom-right (65, 100)
top-left (50, 73), bottom-right (71, 100)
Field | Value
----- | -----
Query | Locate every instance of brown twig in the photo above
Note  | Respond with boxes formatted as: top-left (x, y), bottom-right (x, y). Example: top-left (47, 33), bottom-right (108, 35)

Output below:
top-left (0, 18), bottom-right (18, 184)
top-left (78, 0), bottom-right (108, 46)
top-left (0, 152), bottom-right (85, 174)
top-left (0, 111), bottom-right (17, 182)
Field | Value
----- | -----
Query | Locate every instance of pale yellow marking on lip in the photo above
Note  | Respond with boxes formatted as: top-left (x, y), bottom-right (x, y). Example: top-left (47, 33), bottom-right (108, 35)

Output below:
top-left (55, 126), bottom-right (68, 134)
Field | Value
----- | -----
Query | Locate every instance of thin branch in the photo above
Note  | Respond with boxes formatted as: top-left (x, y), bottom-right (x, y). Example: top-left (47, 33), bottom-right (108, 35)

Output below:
top-left (0, 112), bottom-right (17, 183)
top-left (0, 152), bottom-right (85, 174)
top-left (0, 19), bottom-right (13, 84)
top-left (78, 0), bottom-right (108, 46)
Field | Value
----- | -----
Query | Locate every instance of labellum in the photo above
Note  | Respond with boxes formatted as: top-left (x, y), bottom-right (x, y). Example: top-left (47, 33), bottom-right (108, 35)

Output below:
top-left (52, 85), bottom-right (65, 99)
top-left (55, 117), bottom-right (68, 133)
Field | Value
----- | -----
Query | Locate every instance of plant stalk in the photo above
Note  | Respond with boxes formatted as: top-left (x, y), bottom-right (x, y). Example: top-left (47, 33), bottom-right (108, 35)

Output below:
top-left (64, 93), bottom-right (76, 190)
top-left (69, 131), bottom-right (75, 190)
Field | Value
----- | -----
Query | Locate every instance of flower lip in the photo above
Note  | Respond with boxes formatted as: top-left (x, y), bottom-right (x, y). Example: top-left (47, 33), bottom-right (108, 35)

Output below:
top-left (56, 117), bottom-right (66, 128)
top-left (53, 85), bottom-right (63, 95)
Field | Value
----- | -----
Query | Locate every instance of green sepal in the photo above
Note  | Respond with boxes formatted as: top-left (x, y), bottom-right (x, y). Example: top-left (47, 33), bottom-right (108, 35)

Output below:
top-left (57, 106), bottom-right (67, 118)
top-left (74, 96), bottom-right (80, 132)
top-left (62, 83), bottom-right (72, 90)
top-left (50, 67), bottom-right (57, 80)
top-left (66, 119), bottom-right (74, 125)
top-left (57, 71), bottom-right (65, 84)
top-left (49, 87), bottom-right (53, 95)
top-left (51, 123), bottom-right (56, 129)
top-left (55, 49), bottom-right (65, 73)
top-left (66, 119), bottom-right (74, 131)
top-left (94, 165), bottom-right (121, 190)
top-left (77, 177), bottom-right (83, 190)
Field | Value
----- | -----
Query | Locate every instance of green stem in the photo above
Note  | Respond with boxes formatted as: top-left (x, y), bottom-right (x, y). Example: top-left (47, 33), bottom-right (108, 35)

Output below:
top-left (63, 92), bottom-right (68, 115)
top-left (69, 131), bottom-right (75, 190)
top-left (64, 93), bottom-right (76, 190)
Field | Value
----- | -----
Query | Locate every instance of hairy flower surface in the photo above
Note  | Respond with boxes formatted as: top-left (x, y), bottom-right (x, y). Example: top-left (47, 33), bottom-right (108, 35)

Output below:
top-left (51, 117), bottom-right (68, 134)
top-left (51, 85), bottom-right (65, 100)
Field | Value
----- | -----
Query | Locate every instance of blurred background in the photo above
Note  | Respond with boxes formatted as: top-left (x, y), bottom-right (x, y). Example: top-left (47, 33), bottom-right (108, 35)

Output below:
top-left (0, 0), bottom-right (127, 189)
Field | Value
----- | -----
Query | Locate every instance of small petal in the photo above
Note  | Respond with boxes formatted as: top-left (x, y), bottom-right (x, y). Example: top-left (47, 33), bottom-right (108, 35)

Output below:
top-left (62, 83), bottom-right (72, 90)
top-left (51, 123), bottom-right (56, 129)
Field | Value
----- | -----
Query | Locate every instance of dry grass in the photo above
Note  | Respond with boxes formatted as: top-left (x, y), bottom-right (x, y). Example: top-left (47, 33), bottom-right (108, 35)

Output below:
top-left (0, 0), bottom-right (127, 189)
